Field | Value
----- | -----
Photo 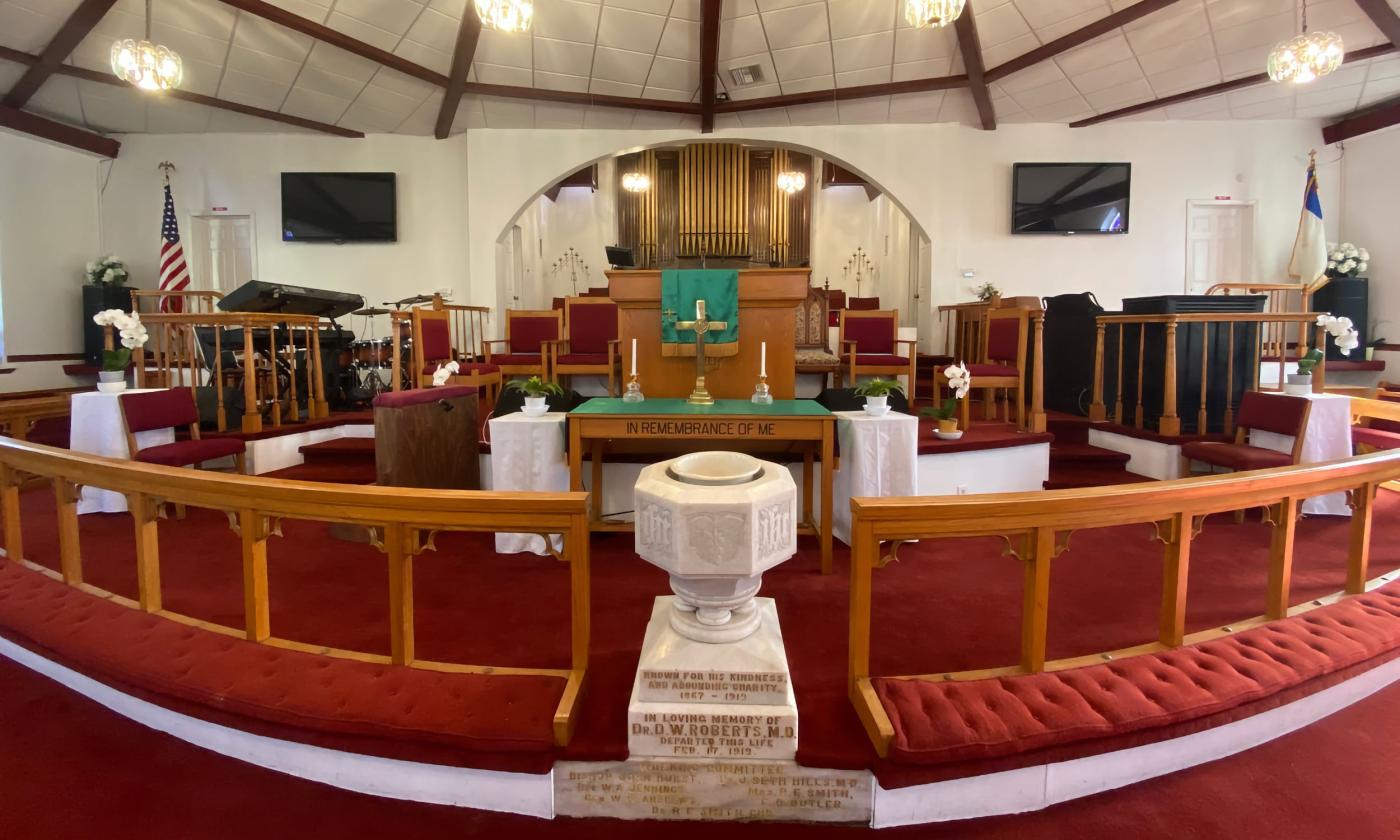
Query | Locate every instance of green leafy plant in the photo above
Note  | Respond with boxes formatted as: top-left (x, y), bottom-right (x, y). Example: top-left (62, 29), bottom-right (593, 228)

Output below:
top-left (852, 378), bottom-right (904, 398)
top-left (920, 399), bottom-right (959, 421)
top-left (1295, 348), bottom-right (1325, 375)
top-left (973, 281), bottom-right (1001, 302)
top-left (505, 376), bottom-right (565, 398)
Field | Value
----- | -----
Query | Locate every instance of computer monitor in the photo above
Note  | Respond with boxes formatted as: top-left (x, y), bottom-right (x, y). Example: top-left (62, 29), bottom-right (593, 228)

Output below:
top-left (605, 245), bottom-right (635, 268)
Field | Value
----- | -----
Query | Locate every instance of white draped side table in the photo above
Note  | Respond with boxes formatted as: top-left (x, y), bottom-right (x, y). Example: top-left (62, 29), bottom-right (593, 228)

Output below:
top-left (832, 409), bottom-right (919, 545)
top-left (486, 411), bottom-right (569, 555)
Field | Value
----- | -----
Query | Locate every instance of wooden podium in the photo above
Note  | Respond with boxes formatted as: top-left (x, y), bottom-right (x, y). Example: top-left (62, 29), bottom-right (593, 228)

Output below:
top-left (606, 268), bottom-right (812, 400)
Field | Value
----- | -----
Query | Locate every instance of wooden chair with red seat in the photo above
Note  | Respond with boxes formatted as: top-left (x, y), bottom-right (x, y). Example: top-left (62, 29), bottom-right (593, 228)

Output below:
top-left (840, 309), bottom-right (916, 397)
top-left (847, 296), bottom-right (880, 311)
top-left (940, 306), bottom-right (1029, 430)
top-left (411, 306), bottom-right (500, 405)
top-left (548, 297), bottom-right (620, 395)
top-left (1180, 391), bottom-right (1312, 519)
top-left (827, 288), bottom-right (847, 326)
top-left (484, 309), bottom-right (563, 384)
top-left (119, 388), bottom-right (246, 475)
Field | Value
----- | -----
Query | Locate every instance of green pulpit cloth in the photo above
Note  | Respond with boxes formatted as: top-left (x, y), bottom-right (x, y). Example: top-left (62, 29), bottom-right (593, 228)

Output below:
top-left (660, 269), bottom-right (739, 358)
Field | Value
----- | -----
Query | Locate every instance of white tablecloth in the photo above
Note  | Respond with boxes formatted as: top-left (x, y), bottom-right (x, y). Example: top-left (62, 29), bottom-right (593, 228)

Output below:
top-left (70, 389), bottom-right (174, 515)
top-left (487, 412), bottom-right (569, 555)
top-left (832, 409), bottom-right (919, 544)
top-left (1250, 392), bottom-right (1351, 517)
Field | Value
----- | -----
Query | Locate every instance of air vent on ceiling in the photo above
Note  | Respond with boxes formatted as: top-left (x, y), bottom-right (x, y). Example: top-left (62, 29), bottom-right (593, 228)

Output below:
top-left (728, 64), bottom-right (764, 86)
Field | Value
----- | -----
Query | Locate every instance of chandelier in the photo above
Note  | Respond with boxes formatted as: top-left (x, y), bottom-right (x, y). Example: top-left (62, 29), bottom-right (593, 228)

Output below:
top-left (1267, 0), bottom-right (1343, 84)
top-left (904, 0), bottom-right (966, 29)
top-left (110, 0), bottom-right (182, 92)
top-left (476, 0), bottom-right (533, 33)
top-left (776, 170), bottom-right (807, 195)
top-left (621, 171), bottom-right (651, 193)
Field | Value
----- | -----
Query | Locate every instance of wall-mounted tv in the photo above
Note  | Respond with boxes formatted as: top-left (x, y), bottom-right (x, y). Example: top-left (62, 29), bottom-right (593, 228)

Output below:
top-left (1011, 163), bottom-right (1130, 235)
top-left (281, 172), bottom-right (397, 243)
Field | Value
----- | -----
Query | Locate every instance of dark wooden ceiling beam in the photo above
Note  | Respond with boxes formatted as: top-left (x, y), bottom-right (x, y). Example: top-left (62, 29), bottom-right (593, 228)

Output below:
top-left (463, 81), bottom-right (702, 114)
top-left (714, 74), bottom-right (968, 113)
top-left (1353, 0), bottom-right (1400, 49)
top-left (1322, 93), bottom-right (1400, 143)
top-left (3, 0), bottom-right (119, 109)
top-left (0, 45), bottom-right (363, 137)
top-left (1070, 43), bottom-right (1396, 127)
top-left (434, 5), bottom-right (482, 138)
top-left (986, 0), bottom-right (1182, 82)
top-left (953, 2), bottom-right (996, 130)
top-left (699, 0), bottom-right (721, 133)
top-left (0, 101), bottom-right (119, 157)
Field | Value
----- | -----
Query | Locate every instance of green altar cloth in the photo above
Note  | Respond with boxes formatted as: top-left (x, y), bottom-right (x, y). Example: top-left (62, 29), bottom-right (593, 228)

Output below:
top-left (660, 268), bottom-right (739, 357)
top-left (570, 398), bottom-right (830, 417)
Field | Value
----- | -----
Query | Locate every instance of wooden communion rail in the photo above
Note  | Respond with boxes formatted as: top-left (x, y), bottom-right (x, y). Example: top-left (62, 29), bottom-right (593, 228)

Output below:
top-left (0, 438), bottom-right (592, 745)
top-left (847, 448), bottom-right (1400, 755)
top-left (1205, 281), bottom-right (1320, 363)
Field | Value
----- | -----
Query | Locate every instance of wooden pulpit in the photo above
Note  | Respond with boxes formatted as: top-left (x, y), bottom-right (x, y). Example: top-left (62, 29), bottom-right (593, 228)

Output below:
top-left (607, 268), bottom-right (812, 399)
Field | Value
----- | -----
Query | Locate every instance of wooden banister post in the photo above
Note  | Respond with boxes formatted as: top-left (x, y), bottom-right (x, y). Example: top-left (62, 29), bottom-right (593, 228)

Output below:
top-left (386, 522), bottom-right (415, 665)
top-left (129, 493), bottom-right (162, 612)
top-left (1313, 324), bottom-right (1327, 393)
top-left (1090, 321), bottom-right (1107, 421)
top-left (52, 479), bottom-right (82, 585)
top-left (241, 320), bottom-right (261, 433)
top-left (1346, 483), bottom-right (1376, 595)
top-left (848, 519), bottom-right (876, 693)
top-left (1267, 498), bottom-right (1299, 619)
top-left (1159, 513), bottom-right (1193, 647)
top-left (311, 322), bottom-right (329, 419)
top-left (554, 511), bottom-right (592, 746)
top-left (240, 509), bottom-right (271, 641)
top-left (213, 326), bottom-right (225, 431)
top-left (392, 315), bottom-right (404, 392)
top-left (0, 464), bottom-right (23, 564)
top-left (1160, 319), bottom-right (1182, 436)
top-left (267, 326), bottom-right (282, 427)
top-left (1029, 312), bottom-right (1046, 433)
top-left (1021, 527), bottom-right (1054, 673)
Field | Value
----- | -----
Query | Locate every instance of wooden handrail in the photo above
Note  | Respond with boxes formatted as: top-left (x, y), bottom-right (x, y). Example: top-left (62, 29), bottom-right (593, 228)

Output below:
top-left (0, 394), bottom-right (70, 441)
top-left (847, 446), bottom-right (1400, 755)
top-left (129, 289), bottom-right (225, 316)
top-left (0, 437), bottom-right (592, 745)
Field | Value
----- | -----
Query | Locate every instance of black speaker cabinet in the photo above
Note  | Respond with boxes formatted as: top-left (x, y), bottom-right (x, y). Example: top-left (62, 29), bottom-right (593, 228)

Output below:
top-left (1311, 278), bottom-right (1368, 361)
top-left (82, 284), bottom-right (136, 366)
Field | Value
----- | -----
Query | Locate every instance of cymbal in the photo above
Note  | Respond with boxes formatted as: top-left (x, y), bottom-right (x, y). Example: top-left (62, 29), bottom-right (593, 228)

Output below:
top-left (352, 307), bottom-right (393, 316)
top-left (390, 294), bottom-right (435, 306)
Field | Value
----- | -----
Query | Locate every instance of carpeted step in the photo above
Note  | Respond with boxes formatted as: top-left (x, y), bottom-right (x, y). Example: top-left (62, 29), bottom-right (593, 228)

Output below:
top-left (1045, 413), bottom-right (1092, 446)
top-left (1044, 464), bottom-right (1151, 490)
top-left (298, 437), bottom-right (376, 462)
top-left (1050, 443), bottom-right (1131, 466)
top-left (262, 460), bottom-right (378, 485)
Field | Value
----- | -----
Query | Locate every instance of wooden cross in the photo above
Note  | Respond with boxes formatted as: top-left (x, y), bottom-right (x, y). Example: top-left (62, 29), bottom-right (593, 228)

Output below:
top-left (674, 298), bottom-right (728, 405)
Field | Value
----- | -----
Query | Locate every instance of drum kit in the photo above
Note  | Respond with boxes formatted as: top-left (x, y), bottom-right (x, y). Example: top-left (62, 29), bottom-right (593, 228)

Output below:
top-left (342, 294), bottom-right (436, 402)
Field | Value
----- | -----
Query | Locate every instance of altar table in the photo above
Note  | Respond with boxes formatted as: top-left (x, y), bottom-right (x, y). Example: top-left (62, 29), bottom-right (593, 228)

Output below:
top-left (832, 410), bottom-right (918, 545)
top-left (70, 389), bottom-right (174, 515)
top-left (1250, 392), bottom-right (1352, 517)
top-left (566, 398), bottom-right (836, 573)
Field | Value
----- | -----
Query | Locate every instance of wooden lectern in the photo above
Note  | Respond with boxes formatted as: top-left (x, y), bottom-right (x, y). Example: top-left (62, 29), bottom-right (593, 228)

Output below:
top-left (607, 268), bottom-right (812, 400)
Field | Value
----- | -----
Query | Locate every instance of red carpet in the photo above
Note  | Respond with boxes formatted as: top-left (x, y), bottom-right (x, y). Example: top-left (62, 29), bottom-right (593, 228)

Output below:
top-left (2, 652), bottom-right (1397, 838)
top-left (8, 485), bottom-right (1400, 772)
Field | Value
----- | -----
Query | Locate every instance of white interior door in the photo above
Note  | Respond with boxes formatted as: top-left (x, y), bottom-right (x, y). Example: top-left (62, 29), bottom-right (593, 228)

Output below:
top-left (1185, 201), bottom-right (1255, 294)
top-left (190, 214), bottom-right (257, 293)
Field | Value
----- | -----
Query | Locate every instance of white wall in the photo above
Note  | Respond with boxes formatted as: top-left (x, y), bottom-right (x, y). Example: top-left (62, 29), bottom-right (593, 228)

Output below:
top-left (1339, 125), bottom-right (1399, 364)
top-left (811, 177), bottom-right (913, 318)
top-left (99, 133), bottom-right (472, 341)
top-left (0, 132), bottom-right (102, 393)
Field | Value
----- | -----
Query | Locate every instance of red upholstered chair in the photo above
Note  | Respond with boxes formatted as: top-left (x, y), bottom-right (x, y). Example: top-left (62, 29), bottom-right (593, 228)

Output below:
top-left (839, 310), bottom-right (915, 396)
top-left (485, 309), bottom-right (563, 382)
top-left (119, 389), bottom-right (246, 474)
top-left (548, 297), bottom-right (620, 395)
top-left (1181, 391), bottom-right (1311, 499)
top-left (847, 296), bottom-right (881, 311)
top-left (939, 306), bottom-right (1029, 430)
top-left (827, 289), bottom-right (847, 326)
top-left (411, 307), bottom-right (500, 405)
top-left (584, 287), bottom-right (610, 297)
top-left (1351, 393), bottom-right (1400, 453)
top-left (551, 297), bottom-right (566, 312)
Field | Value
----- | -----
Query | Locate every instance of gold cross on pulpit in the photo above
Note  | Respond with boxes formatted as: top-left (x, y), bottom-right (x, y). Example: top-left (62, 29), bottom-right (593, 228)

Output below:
top-left (674, 298), bottom-right (728, 405)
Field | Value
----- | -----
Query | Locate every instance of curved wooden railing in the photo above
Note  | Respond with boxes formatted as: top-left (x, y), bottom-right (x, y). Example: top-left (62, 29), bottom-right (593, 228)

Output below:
top-left (0, 394), bottom-right (70, 441)
top-left (1205, 282), bottom-right (1321, 362)
top-left (848, 448), bottom-right (1400, 754)
top-left (0, 438), bottom-right (591, 745)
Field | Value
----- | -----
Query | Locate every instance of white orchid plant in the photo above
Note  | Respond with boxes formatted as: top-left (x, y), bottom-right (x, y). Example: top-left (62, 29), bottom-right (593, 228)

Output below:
top-left (1326, 242), bottom-right (1370, 279)
top-left (1296, 314), bottom-right (1360, 376)
top-left (431, 360), bottom-right (460, 387)
top-left (91, 308), bottom-right (150, 372)
top-left (922, 362), bottom-right (972, 422)
top-left (85, 255), bottom-right (129, 286)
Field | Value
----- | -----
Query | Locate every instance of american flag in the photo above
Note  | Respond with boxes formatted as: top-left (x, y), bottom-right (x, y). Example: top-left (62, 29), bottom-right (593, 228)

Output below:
top-left (158, 183), bottom-right (190, 312)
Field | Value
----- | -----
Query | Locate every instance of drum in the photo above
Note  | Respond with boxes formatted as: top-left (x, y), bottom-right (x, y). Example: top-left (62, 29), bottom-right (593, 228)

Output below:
top-left (372, 337), bottom-right (394, 367)
top-left (351, 339), bottom-right (378, 369)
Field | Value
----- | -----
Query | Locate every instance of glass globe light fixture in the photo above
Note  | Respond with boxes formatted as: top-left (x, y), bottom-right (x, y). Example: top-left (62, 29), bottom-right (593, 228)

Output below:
top-left (476, 0), bottom-right (533, 33)
top-left (621, 172), bottom-right (651, 193)
top-left (904, 0), bottom-right (967, 29)
top-left (776, 170), bottom-right (807, 195)
top-left (110, 0), bottom-right (182, 92)
top-left (1267, 1), bottom-right (1343, 84)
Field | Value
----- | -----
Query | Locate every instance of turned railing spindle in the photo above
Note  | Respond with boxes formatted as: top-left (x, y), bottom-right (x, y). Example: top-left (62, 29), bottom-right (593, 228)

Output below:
top-left (52, 478), bottom-right (82, 585)
top-left (1267, 498), bottom-right (1299, 620)
top-left (391, 315), bottom-right (404, 392)
top-left (1021, 527), bottom-right (1054, 674)
top-left (1159, 512), bottom-right (1193, 648)
top-left (267, 325), bottom-right (281, 427)
top-left (386, 522), bottom-right (415, 665)
top-left (1197, 323), bottom-right (1209, 434)
top-left (213, 327), bottom-right (226, 431)
top-left (1134, 326), bottom-right (1146, 428)
top-left (129, 493), bottom-right (161, 612)
top-left (1313, 324), bottom-right (1327, 393)
top-left (1090, 321), bottom-right (1106, 421)
top-left (1160, 320), bottom-right (1181, 437)
top-left (1347, 483), bottom-right (1376, 595)
top-left (284, 322), bottom-right (299, 423)
top-left (1224, 323), bottom-right (1236, 435)
top-left (241, 320), bottom-right (259, 433)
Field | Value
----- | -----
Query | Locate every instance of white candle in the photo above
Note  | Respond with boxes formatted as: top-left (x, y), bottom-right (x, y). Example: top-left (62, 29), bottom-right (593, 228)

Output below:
top-left (760, 341), bottom-right (766, 377)
top-left (631, 338), bottom-right (637, 377)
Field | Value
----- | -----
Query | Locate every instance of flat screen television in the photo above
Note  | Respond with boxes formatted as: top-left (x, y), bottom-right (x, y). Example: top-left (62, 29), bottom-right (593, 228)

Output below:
top-left (281, 172), bottom-right (397, 243)
top-left (1011, 163), bottom-right (1130, 235)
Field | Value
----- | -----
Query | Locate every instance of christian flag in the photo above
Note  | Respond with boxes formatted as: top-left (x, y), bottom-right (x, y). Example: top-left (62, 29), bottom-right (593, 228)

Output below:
top-left (158, 183), bottom-right (191, 312)
top-left (1287, 157), bottom-right (1328, 287)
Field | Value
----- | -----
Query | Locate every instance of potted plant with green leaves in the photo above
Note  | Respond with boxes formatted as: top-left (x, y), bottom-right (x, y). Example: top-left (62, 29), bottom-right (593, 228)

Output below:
top-left (506, 375), bottom-right (565, 416)
top-left (1287, 314), bottom-right (1360, 394)
top-left (972, 281), bottom-right (1001, 302)
top-left (1367, 320), bottom-right (1389, 361)
top-left (90, 308), bottom-right (148, 393)
top-left (921, 362), bottom-right (972, 437)
top-left (852, 378), bottom-right (903, 416)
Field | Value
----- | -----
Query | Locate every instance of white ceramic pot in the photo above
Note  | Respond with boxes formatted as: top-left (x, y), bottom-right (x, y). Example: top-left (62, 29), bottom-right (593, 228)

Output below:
top-left (96, 370), bottom-right (127, 394)
top-left (863, 394), bottom-right (888, 416)
top-left (1284, 373), bottom-right (1312, 396)
top-left (522, 395), bottom-right (549, 417)
top-left (1366, 347), bottom-right (1376, 361)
